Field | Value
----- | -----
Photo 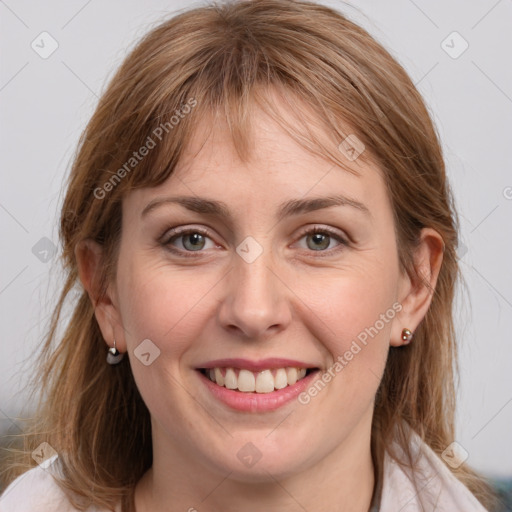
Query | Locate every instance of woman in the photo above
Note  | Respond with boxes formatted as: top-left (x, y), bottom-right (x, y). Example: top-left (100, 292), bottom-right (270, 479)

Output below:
top-left (0, 0), bottom-right (497, 510)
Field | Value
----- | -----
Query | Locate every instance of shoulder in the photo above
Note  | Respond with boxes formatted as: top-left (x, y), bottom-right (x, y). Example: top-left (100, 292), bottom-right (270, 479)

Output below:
top-left (0, 463), bottom-right (74, 512)
top-left (380, 430), bottom-right (489, 512)
top-left (0, 459), bottom-right (111, 512)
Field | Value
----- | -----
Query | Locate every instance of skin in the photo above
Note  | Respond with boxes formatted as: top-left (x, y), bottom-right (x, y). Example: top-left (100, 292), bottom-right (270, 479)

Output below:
top-left (77, 94), bottom-right (444, 512)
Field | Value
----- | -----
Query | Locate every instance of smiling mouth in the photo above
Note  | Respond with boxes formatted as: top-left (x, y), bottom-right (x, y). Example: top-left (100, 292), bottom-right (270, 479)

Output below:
top-left (197, 367), bottom-right (318, 393)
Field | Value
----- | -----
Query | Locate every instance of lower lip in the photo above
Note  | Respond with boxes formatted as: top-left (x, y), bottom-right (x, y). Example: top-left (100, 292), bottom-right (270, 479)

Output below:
top-left (196, 369), bottom-right (319, 412)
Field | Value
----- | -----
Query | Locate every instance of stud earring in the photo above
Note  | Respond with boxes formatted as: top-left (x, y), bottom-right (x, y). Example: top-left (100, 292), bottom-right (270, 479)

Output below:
top-left (106, 339), bottom-right (124, 365)
top-left (401, 328), bottom-right (413, 344)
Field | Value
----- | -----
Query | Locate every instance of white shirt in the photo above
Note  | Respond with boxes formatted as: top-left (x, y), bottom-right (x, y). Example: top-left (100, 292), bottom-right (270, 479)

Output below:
top-left (0, 432), bottom-right (488, 511)
top-left (376, 431), bottom-right (488, 511)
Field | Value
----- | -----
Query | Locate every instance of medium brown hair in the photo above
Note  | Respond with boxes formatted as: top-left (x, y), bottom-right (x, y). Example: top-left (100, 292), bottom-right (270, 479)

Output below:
top-left (2, 0), bottom-right (496, 510)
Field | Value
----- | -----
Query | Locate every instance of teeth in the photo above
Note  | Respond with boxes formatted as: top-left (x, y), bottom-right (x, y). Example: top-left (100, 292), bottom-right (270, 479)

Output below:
top-left (214, 367), bottom-right (224, 386)
top-left (238, 369), bottom-right (255, 392)
top-left (255, 370), bottom-right (274, 393)
top-left (224, 368), bottom-right (237, 389)
top-left (203, 366), bottom-right (312, 393)
top-left (274, 368), bottom-right (288, 389)
top-left (287, 367), bottom-right (298, 385)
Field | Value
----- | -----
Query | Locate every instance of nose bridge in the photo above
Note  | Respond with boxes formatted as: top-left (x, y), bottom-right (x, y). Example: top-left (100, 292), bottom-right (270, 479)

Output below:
top-left (219, 241), bottom-right (291, 338)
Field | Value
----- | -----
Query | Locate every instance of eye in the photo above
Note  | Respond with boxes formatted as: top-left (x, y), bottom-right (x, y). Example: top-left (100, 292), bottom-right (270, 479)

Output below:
top-left (162, 227), bottom-right (218, 254)
top-left (295, 226), bottom-right (348, 254)
top-left (160, 225), bottom-right (348, 257)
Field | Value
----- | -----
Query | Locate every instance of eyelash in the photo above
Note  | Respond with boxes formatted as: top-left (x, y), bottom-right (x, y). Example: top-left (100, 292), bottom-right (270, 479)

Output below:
top-left (160, 225), bottom-right (349, 258)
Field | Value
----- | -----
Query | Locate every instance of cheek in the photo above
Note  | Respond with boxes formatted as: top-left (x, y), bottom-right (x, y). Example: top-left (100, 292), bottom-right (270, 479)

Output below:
top-left (115, 260), bottom-right (219, 419)
top-left (281, 266), bottom-right (397, 455)
top-left (116, 256), bottom-right (218, 355)
top-left (303, 263), bottom-right (398, 392)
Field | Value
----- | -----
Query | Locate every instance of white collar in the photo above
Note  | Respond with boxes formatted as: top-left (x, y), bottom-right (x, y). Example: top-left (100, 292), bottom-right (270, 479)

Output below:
top-left (376, 430), bottom-right (488, 511)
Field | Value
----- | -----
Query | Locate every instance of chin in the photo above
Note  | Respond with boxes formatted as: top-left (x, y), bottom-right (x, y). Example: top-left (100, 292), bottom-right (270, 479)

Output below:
top-left (198, 436), bottom-right (314, 482)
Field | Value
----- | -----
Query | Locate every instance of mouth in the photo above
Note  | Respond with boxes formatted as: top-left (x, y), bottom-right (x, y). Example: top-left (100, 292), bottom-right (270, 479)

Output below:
top-left (196, 366), bottom-right (319, 393)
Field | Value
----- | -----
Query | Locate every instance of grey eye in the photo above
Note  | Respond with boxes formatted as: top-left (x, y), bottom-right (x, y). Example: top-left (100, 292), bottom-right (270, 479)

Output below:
top-left (181, 233), bottom-right (207, 251)
top-left (305, 232), bottom-right (333, 251)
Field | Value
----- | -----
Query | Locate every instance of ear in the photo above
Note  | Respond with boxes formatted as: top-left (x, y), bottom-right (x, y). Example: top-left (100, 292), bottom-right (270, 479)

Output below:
top-left (390, 228), bottom-right (444, 347)
top-left (75, 239), bottom-right (126, 353)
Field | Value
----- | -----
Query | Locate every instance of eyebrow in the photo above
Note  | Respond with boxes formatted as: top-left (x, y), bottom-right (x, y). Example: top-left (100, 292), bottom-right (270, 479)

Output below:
top-left (141, 194), bottom-right (371, 221)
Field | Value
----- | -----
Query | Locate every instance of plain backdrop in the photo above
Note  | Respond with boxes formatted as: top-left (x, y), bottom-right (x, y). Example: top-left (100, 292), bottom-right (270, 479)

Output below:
top-left (0, 0), bottom-right (511, 477)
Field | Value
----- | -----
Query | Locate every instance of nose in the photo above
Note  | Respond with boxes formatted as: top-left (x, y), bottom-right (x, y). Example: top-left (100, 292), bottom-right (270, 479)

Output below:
top-left (218, 247), bottom-right (292, 340)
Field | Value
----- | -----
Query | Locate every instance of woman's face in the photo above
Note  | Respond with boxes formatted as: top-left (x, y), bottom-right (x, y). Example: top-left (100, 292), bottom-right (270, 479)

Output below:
top-left (107, 100), bottom-right (414, 481)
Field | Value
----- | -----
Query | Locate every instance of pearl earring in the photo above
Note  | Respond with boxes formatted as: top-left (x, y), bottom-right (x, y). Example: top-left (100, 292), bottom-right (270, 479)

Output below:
top-left (401, 328), bottom-right (413, 344)
top-left (106, 339), bottom-right (124, 365)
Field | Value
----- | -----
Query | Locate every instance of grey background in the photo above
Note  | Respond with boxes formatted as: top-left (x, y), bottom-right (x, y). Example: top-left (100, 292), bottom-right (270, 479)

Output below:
top-left (0, 0), bottom-right (511, 476)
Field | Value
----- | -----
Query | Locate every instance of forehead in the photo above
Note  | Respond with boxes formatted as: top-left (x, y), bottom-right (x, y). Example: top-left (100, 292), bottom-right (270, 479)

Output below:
top-left (125, 92), bottom-right (389, 217)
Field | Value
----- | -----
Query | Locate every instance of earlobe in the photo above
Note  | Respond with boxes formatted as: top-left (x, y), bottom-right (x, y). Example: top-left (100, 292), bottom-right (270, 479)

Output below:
top-left (75, 239), bottom-right (126, 352)
top-left (390, 228), bottom-right (444, 347)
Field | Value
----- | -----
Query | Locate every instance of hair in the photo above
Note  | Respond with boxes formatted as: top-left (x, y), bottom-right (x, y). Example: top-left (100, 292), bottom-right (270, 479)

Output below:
top-left (1, 0), bottom-right (497, 510)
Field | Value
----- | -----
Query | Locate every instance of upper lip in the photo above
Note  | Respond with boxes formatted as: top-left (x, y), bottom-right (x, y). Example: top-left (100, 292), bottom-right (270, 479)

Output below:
top-left (196, 358), bottom-right (319, 372)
